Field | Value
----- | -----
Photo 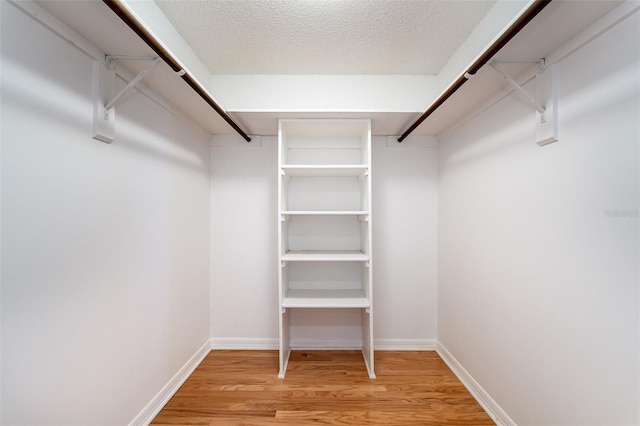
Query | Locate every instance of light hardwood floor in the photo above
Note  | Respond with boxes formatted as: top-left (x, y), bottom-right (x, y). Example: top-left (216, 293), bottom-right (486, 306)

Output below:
top-left (152, 350), bottom-right (494, 425)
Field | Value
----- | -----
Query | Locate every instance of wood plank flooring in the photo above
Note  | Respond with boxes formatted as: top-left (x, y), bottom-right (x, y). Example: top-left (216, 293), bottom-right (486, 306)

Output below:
top-left (152, 350), bottom-right (494, 425)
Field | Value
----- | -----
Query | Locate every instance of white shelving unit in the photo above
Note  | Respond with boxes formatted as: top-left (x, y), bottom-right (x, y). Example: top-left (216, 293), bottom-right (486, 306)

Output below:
top-left (278, 118), bottom-right (374, 379)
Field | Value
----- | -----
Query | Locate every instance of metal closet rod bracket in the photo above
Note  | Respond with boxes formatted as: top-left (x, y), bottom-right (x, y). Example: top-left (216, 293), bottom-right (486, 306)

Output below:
top-left (92, 55), bottom-right (162, 143)
top-left (488, 59), bottom-right (547, 121)
top-left (103, 55), bottom-right (161, 114)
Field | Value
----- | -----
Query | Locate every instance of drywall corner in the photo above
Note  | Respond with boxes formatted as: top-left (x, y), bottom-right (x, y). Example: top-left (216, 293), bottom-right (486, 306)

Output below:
top-left (129, 340), bottom-right (212, 426)
top-left (436, 342), bottom-right (514, 426)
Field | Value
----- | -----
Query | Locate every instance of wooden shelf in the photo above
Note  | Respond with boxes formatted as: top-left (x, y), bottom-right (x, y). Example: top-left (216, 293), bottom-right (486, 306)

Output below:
top-left (282, 165), bottom-right (368, 177)
top-left (282, 289), bottom-right (369, 308)
top-left (282, 250), bottom-right (368, 262)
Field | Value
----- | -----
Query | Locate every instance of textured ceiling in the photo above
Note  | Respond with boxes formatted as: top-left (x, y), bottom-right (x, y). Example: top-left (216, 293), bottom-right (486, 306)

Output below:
top-left (153, 0), bottom-right (496, 75)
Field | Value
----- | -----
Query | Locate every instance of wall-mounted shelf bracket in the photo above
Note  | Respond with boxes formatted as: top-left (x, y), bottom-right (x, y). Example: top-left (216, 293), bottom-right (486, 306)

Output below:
top-left (104, 57), bottom-right (160, 113)
top-left (281, 214), bottom-right (290, 222)
top-left (92, 61), bottom-right (116, 143)
top-left (535, 63), bottom-right (559, 146)
top-left (489, 60), bottom-right (546, 117)
top-left (281, 308), bottom-right (287, 314)
top-left (281, 261), bottom-right (287, 268)
top-left (489, 60), bottom-right (559, 146)
top-left (358, 214), bottom-right (369, 222)
top-left (92, 56), bottom-right (160, 143)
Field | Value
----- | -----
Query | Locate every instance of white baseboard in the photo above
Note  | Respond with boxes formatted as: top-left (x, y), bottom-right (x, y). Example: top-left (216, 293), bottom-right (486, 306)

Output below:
top-left (436, 342), bottom-right (515, 426)
top-left (129, 339), bottom-right (211, 426)
top-left (210, 337), bottom-right (278, 350)
top-left (209, 337), bottom-right (437, 351)
top-left (128, 338), bottom-right (503, 426)
top-left (375, 338), bottom-right (436, 350)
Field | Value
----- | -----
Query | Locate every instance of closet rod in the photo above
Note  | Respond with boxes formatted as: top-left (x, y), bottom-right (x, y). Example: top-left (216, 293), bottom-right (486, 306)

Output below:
top-left (102, 0), bottom-right (251, 142)
top-left (398, 0), bottom-right (552, 142)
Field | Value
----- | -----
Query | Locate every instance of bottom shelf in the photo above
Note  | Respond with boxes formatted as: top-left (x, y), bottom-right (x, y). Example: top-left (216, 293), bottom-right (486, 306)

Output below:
top-left (282, 289), bottom-right (369, 308)
top-left (278, 298), bottom-right (375, 379)
top-left (279, 348), bottom-right (376, 379)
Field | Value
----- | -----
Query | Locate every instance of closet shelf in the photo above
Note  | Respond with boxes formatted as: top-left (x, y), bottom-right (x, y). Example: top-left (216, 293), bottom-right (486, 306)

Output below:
top-left (282, 289), bottom-right (370, 308)
top-left (282, 250), bottom-right (368, 262)
top-left (278, 118), bottom-right (374, 379)
top-left (281, 210), bottom-right (369, 216)
top-left (282, 165), bottom-right (368, 177)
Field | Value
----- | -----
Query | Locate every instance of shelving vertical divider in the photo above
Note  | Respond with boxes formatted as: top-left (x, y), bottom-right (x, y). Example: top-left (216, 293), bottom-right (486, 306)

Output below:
top-left (277, 120), bottom-right (291, 378)
top-left (278, 118), bottom-right (374, 379)
top-left (361, 119), bottom-right (374, 379)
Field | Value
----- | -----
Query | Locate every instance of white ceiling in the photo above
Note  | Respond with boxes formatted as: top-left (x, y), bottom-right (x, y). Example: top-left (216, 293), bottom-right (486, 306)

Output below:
top-left (153, 0), bottom-right (496, 75)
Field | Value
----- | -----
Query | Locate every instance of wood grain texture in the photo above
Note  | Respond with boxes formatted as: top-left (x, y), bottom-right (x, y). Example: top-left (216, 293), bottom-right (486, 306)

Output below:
top-left (152, 350), bottom-right (494, 425)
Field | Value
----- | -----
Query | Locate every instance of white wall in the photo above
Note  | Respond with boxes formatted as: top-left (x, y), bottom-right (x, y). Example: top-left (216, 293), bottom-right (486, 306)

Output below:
top-left (0, 3), bottom-right (211, 424)
top-left (372, 136), bottom-right (438, 347)
top-left (209, 136), bottom-right (279, 346)
top-left (209, 134), bottom-right (438, 348)
top-left (437, 10), bottom-right (639, 426)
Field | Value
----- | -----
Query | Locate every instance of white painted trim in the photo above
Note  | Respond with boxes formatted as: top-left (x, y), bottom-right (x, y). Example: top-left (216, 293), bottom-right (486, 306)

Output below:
top-left (128, 339), bottom-right (211, 426)
top-left (122, 339), bottom-right (463, 426)
top-left (209, 337), bottom-right (437, 351)
top-left (210, 337), bottom-right (279, 350)
top-left (436, 342), bottom-right (515, 426)
top-left (375, 338), bottom-right (437, 351)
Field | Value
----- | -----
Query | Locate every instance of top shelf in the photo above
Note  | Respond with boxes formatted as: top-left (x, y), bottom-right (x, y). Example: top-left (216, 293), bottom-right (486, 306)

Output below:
top-left (281, 165), bottom-right (368, 177)
top-left (279, 119), bottom-right (371, 167)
